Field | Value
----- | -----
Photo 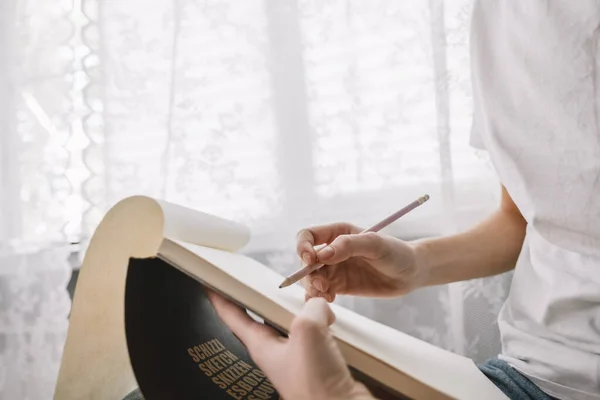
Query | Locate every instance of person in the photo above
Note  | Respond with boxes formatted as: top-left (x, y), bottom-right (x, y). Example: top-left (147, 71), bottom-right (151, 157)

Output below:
top-left (210, 2), bottom-right (600, 400)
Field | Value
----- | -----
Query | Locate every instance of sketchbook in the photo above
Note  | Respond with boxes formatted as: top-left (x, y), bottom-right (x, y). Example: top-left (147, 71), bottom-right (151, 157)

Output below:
top-left (54, 196), bottom-right (507, 400)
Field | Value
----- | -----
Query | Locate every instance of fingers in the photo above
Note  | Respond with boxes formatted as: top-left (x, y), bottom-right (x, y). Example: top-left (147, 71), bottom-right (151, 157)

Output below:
top-left (304, 282), bottom-right (336, 303)
top-left (296, 223), bottom-right (362, 265)
top-left (316, 232), bottom-right (387, 265)
top-left (291, 297), bottom-right (336, 338)
top-left (296, 229), bottom-right (316, 265)
top-left (206, 290), bottom-right (282, 352)
top-left (307, 273), bottom-right (329, 292)
top-left (304, 272), bottom-right (335, 303)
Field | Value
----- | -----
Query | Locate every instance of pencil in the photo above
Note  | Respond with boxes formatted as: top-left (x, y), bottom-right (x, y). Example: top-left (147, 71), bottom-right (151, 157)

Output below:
top-left (278, 194), bottom-right (430, 289)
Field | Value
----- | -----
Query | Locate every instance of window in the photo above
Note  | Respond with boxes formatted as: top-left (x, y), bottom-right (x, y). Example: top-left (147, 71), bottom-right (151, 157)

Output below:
top-left (4, 0), bottom-right (498, 254)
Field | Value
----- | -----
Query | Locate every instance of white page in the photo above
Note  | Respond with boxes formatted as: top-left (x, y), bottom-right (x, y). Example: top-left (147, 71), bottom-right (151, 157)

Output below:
top-left (174, 241), bottom-right (507, 400)
top-left (158, 200), bottom-right (250, 251)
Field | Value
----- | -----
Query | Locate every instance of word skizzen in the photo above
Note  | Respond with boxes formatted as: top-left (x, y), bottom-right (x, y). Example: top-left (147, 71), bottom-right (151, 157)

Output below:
top-left (187, 338), bottom-right (277, 400)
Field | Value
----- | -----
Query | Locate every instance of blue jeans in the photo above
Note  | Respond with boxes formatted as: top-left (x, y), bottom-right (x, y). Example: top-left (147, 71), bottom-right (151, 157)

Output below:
top-left (479, 358), bottom-right (557, 400)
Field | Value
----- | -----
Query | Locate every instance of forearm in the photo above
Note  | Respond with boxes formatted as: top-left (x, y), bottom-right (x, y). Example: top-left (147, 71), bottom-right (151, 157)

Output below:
top-left (415, 200), bottom-right (526, 286)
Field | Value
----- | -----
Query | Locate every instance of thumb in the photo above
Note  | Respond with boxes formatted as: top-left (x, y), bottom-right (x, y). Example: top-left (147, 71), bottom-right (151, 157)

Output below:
top-left (316, 232), bottom-right (387, 265)
top-left (291, 298), bottom-right (335, 337)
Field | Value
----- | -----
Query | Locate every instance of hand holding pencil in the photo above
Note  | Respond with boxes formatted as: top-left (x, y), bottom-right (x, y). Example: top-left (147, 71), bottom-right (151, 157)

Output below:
top-left (280, 195), bottom-right (431, 303)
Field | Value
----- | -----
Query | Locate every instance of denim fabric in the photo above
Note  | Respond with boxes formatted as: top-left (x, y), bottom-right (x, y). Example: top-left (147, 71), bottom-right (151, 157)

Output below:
top-left (479, 358), bottom-right (557, 400)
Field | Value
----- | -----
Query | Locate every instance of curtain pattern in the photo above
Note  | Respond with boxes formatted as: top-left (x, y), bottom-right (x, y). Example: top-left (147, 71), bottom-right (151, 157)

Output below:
top-left (0, 0), bottom-right (511, 397)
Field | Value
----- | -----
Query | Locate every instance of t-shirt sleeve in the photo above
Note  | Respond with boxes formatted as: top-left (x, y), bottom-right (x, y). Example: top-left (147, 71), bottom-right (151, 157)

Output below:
top-left (470, 128), bottom-right (485, 150)
top-left (469, 108), bottom-right (486, 150)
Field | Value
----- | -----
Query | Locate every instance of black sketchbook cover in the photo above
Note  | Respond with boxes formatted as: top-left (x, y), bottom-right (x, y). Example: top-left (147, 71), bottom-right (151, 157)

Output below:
top-left (124, 257), bottom-right (410, 400)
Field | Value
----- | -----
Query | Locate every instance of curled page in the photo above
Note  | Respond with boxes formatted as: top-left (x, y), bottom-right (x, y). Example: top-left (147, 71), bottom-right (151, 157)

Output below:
top-left (158, 200), bottom-right (250, 252)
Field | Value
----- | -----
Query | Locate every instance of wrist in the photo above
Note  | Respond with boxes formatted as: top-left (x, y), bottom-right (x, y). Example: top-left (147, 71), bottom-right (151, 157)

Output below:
top-left (411, 240), bottom-right (434, 288)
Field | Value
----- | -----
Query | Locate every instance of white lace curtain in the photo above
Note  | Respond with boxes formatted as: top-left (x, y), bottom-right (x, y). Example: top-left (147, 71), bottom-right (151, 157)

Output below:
top-left (1, 0), bottom-right (510, 398)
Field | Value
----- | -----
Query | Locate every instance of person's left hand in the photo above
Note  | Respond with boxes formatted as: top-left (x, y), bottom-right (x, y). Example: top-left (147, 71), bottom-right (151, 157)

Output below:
top-left (207, 291), bottom-right (374, 400)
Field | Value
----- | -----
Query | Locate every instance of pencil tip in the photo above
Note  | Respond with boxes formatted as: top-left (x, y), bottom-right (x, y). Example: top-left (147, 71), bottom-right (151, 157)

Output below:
top-left (279, 280), bottom-right (291, 289)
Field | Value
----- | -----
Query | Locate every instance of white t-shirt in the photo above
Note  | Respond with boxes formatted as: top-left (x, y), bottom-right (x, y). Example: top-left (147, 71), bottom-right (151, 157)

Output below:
top-left (470, 2), bottom-right (600, 399)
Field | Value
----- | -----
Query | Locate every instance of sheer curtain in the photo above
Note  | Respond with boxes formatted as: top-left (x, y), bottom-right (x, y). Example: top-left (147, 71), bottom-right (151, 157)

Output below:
top-left (0, 0), bottom-right (510, 397)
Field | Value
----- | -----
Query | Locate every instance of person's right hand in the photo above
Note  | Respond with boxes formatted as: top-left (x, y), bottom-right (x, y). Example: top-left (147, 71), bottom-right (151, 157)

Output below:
top-left (296, 223), bottom-right (428, 302)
